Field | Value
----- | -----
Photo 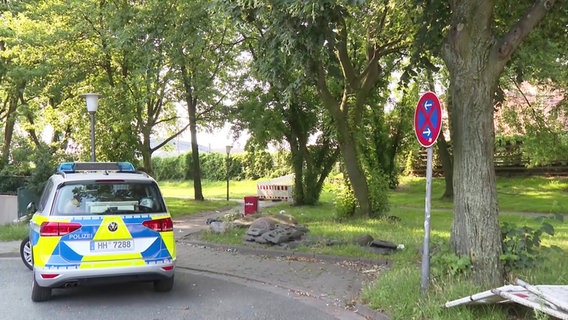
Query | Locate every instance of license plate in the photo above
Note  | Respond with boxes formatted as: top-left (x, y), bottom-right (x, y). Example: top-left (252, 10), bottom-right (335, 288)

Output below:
top-left (90, 240), bottom-right (134, 252)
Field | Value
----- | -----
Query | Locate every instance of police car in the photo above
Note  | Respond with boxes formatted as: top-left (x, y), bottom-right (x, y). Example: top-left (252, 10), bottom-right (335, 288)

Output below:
top-left (28, 162), bottom-right (176, 302)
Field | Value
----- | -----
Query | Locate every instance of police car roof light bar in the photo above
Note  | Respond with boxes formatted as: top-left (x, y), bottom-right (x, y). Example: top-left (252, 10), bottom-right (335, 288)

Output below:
top-left (57, 162), bottom-right (136, 173)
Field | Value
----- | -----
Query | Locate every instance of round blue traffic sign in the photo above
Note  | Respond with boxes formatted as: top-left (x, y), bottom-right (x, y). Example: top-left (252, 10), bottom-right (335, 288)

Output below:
top-left (414, 92), bottom-right (442, 148)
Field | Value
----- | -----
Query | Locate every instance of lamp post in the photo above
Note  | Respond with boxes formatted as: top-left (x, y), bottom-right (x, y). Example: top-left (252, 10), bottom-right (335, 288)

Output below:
top-left (225, 145), bottom-right (232, 201)
top-left (81, 93), bottom-right (102, 162)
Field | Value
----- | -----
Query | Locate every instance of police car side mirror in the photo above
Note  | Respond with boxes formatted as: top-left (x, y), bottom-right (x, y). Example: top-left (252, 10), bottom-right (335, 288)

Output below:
top-left (27, 202), bottom-right (36, 214)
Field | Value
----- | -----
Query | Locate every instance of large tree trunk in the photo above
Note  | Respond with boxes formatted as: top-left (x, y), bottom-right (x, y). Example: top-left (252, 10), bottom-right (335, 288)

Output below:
top-left (336, 125), bottom-right (371, 217)
top-left (289, 138), bottom-right (305, 206)
top-left (189, 118), bottom-right (204, 201)
top-left (442, 0), bottom-right (556, 288)
top-left (1, 94), bottom-right (18, 168)
top-left (315, 68), bottom-right (372, 217)
top-left (447, 72), bottom-right (503, 287)
top-left (141, 126), bottom-right (154, 176)
top-left (180, 64), bottom-right (204, 201)
top-left (442, 2), bottom-right (504, 288)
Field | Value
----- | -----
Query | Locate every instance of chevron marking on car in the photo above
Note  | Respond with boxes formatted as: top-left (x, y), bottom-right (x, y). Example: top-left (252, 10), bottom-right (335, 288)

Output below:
top-left (145, 214), bottom-right (176, 259)
top-left (92, 216), bottom-right (133, 241)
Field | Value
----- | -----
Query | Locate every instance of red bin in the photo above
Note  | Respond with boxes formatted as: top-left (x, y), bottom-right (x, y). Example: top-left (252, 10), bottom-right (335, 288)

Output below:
top-left (244, 196), bottom-right (259, 215)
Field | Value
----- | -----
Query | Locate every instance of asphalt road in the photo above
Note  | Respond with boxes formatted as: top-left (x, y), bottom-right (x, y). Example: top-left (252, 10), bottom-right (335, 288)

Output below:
top-left (0, 257), bottom-right (367, 320)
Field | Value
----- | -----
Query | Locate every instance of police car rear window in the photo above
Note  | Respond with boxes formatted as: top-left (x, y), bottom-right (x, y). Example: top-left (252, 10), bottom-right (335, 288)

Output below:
top-left (53, 182), bottom-right (165, 216)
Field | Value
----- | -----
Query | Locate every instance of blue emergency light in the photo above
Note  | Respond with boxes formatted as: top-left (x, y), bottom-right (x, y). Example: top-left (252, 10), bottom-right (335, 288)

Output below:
top-left (57, 162), bottom-right (136, 173)
top-left (57, 162), bottom-right (76, 173)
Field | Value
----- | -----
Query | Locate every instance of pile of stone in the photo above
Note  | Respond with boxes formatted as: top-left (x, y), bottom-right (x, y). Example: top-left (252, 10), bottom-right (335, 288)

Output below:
top-left (206, 212), bottom-right (403, 255)
top-left (243, 215), bottom-right (309, 245)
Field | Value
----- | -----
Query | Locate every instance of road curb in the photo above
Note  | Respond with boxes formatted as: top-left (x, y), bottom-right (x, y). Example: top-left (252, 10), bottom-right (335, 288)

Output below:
top-left (180, 238), bottom-right (391, 267)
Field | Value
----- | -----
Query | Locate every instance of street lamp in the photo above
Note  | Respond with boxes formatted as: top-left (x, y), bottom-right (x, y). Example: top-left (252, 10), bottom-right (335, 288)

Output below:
top-left (225, 145), bottom-right (232, 201)
top-left (81, 93), bottom-right (102, 162)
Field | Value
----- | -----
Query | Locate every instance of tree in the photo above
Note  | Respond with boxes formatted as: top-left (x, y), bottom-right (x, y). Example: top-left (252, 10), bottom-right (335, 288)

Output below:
top-left (227, 0), bottom-right (418, 217)
top-left (0, 10), bottom-right (30, 169)
top-left (232, 82), bottom-right (339, 205)
top-left (494, 1), bottom-right (568, 166)
top-left (0, 3), bottom-right (70, 170)
top-left (46, 0), bottom-right (187, 173)
top-left (164, 0), bottom-right (241, 200)
top-left (222, 8), bottom-right (340, 205)
top-left (439, 0), bottom-right (559, 287)
top-left (2, 0), bottom-right (189, 172)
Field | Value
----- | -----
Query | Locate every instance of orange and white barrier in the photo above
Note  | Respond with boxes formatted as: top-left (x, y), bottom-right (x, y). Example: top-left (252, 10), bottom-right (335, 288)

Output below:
top-left (257, 183), bottom-right (293, 201)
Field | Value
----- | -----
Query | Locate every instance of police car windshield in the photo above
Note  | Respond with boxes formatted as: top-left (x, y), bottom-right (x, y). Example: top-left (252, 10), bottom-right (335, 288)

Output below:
top-left (54, 182), bottom-right (165, 216)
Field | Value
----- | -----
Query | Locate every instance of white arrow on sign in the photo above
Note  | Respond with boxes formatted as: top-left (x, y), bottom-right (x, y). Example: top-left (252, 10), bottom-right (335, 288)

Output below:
top-left (423, 127), bottom-right (431, 136)
top-left (424, 100), bottom-right (432, 110)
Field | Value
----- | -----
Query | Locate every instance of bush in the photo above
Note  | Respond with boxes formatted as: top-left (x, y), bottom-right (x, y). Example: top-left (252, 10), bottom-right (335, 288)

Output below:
top-left (199, 152), bottom-right (226, 180)
top-left (152, 156), bottom-right (185, 180)
top-left (333, 180), bottom-right (357, 220)
top-left (0, 174), bottom-right (28, 194)
top-left (430, 238), bottom-right (471, 277)
top-left (500, 215), bottom-right (564, 272)
top-left (241, 150), bottom-right (275, 180)
top-left (368, 171), bottom-right (390, 218)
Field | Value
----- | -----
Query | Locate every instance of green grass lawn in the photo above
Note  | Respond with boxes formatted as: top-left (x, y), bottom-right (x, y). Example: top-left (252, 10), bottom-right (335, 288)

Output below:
top-left (391, 175), bottom-right (568, 213)
top-left (159, 179), bottom-right (260, 199)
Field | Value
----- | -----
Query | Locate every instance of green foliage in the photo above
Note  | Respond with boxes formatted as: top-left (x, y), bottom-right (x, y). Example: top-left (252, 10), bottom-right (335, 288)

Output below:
top-left (0, 143), bottom-right (67, 203)
top-left (199, 152), bottom-right (227, 181)
top-left (495, 106), bottom-right (568, 167)
top-left (269, 151), bottom-right (293, 178)
top-left (494, 135), bottom-right (525, 166)
top-left (0, 175), bottom-right (27, 194)
top-left (4, 140), bottom-right (68, 195)
top-left (332, 180), bottom-right (357, 220)
top-left (500, 216), bottom-right (564, 272)
top-left (0, 143), bottom-right (31, 192)
top-left (25, 147), bottom-right (62, 196)
top-left (360, 84), bottom-right (418, 190)
top-left (368, 171), bottom-right (390, 218)
top-left (152, 151), bottom-right (293, 182)
top-left (152, 156), bottom-right (186, 181)
top-left (430, 238), bottom-right (472, 277)
top-left (241, 149), bottom-right (274, 180)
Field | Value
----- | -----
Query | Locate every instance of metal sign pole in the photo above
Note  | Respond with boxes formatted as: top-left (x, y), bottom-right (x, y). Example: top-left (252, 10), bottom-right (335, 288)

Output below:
top-left (415, 91), bottom-right (441, 297)
top-left (420, 146), bottom-right (433, 296)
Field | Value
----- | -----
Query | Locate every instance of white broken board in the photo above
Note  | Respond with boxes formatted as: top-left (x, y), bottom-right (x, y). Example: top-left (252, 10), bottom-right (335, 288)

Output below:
top-left (445, 279), bottom-right (568, 320)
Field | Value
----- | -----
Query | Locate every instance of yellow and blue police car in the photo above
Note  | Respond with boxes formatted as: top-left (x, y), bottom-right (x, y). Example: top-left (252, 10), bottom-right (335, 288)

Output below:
top-left (29, 162), bottom-right (176, 302)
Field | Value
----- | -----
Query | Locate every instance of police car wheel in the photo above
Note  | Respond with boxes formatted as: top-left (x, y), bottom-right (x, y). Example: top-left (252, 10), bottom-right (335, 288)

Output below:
top-left (20, 236), bottom-right (33, 270)
top-left (31, 277), bottom-right (52, 302)
top-left (154, 276), bottom-right (174, 292)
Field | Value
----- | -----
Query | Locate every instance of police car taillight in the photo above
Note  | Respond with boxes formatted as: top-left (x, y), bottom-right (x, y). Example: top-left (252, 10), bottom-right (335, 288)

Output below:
top-left (40, 222), bottom-right (82, 236)
top-left (142, 218), bottom-right (173, 232)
